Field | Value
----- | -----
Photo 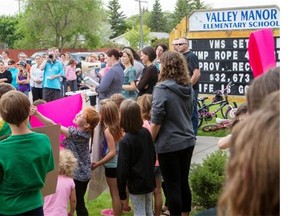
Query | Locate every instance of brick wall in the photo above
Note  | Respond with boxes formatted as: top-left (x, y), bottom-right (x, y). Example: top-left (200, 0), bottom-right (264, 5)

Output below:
top-left (3, 48), bottom-right (107, 62)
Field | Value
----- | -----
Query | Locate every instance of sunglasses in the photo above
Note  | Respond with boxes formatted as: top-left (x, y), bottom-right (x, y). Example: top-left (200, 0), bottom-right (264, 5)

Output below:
top-left (175, 43), bottom-right (187, 46)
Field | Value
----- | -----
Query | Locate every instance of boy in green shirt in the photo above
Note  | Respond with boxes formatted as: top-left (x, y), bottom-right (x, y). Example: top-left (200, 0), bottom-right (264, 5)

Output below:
top-left (0, 90), bottom-right (55, 215)
top-left (0, 83), bottom-right (15, 140)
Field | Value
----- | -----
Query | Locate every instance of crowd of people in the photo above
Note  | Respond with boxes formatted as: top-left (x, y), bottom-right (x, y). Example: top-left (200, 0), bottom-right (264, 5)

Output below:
top-left (0, 39), bottom-right (280, 216)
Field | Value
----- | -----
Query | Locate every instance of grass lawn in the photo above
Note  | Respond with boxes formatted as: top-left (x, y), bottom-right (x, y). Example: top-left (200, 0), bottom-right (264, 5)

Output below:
top-left (85, 191), bottom-right (199, 215)
top-left (86, 192), bottom-right (133, 216)
top-left (85, 96), bottom-right (235, 215)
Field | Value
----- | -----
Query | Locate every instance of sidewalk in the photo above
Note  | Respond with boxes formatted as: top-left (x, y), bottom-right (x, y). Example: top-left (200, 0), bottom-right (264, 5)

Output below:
top-left (192, 136), bottom-right (220, 164)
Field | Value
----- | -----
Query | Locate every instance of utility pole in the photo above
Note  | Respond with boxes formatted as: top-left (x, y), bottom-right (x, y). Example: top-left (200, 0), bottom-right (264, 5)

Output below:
top-left (135, 0), bottom-right (147, 49)
top-left (15, 0), bottom-right (22, 15)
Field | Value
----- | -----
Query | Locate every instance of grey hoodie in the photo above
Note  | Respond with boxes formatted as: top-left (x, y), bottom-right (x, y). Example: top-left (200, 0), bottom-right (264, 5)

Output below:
top-left (151, 79), bottom-right (196, 154)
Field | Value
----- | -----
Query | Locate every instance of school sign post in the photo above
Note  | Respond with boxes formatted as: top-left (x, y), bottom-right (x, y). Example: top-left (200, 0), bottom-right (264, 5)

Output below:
top-left (170, 5), bottom-right (280, 96)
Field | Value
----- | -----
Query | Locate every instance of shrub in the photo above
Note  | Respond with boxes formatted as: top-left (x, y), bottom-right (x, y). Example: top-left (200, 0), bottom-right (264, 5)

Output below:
top-left (190, 150), bottom-right (228, 209)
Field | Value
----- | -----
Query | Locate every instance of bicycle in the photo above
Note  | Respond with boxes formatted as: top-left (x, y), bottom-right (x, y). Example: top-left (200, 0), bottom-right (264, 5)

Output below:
top-left (197, 82), bottom-right (238, 128)
top-left (201, 117), bottom-right (232, 132)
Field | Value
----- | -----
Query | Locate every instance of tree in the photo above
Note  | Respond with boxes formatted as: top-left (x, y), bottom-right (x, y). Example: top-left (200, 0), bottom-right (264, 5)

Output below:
top-left (15, 0), bottom-right (109, 49)
top-left (149, 0), bottom-right (167, 32)
top-left (172, 0), bottom-right (208, 27)
top-left (124, 25), bottom-right (151, 49)
top-left (0, 15), bottom-right (21, 48)
top-left (107, 0), bottom-right (127, 39)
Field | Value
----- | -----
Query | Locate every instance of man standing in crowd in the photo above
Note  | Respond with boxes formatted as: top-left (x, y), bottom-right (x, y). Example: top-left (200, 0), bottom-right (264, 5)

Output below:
top-left (41, 47), bottom-right (64, 102)
top-left (172, 38), bottom-right (179, 52)
top-left (177, 37), bottom-right (201, 135)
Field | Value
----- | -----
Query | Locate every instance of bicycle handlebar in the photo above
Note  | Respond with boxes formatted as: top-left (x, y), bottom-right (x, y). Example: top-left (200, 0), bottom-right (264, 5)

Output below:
top-left (213, 82), bottom-right (234, 96)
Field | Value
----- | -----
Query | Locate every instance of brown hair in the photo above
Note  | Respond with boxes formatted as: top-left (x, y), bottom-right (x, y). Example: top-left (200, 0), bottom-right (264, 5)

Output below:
top-left (261, 90), bottom-right (280, 113)
top-left (67, 58), bottom-right (76, 66)
top-left (155, 44), bottom-right (168, 52)
top-left (141, 46), bottom-right (156, 62)
top-left (121, 48), bottom-right (135, 65)
top-left (100, 100), bottom-right (122, 142)
top-left (0, 83), bottom-right (16, 98)
top-left (106, 48), bottom-right (123, 60)
top-left (82, 107), bottom-right (100, 133)
top-left (230, 103), bottom-right (248, 128)
top-left (120, 99), bottom-right (143, 133)
top-left (247, 66), bottom-right (280, 113)
top-left (137, 94), bottom-right (152, 121)
top-left (218, 109), bottom-right (279, 215)
top-left (33, 99), bottom-right (47, 106)
top-left (8, 59), bottom-right (16, 65)
top-left (158, 51), bottom-right (191, 85)
top-left (110, 93), bottom-right (125, 109)
top-left (0, 90), bottom-right (31, 127)
top-left (59, 149), bottom-right (78, 177)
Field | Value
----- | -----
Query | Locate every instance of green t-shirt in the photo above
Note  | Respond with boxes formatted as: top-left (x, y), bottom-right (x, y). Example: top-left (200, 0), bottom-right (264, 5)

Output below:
top-left (0, 119), bottom-right (31, 140)
top-left (121, 66), bottom-right (138, 99)
top-left (0, 119), bottom-right (10, 140)
top-left (0, 132), bottom-right (55, 215)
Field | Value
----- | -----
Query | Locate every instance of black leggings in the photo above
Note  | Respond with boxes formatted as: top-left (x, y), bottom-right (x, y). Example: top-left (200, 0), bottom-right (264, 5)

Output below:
top-left (0, 206), bottom-right (43, 216)
top-left (158, 146), bottom-right (194, 216)
top-left (74, 179), bottom-right (90, 216)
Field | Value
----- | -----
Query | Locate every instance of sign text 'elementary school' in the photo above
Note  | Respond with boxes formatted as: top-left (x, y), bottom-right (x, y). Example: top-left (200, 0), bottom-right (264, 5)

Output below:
top-left (189, 6), bottom-right (280, 31)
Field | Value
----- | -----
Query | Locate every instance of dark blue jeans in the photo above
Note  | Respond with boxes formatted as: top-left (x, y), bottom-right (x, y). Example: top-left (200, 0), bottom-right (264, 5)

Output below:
top-left (158, 146), bottom-right (195, 216)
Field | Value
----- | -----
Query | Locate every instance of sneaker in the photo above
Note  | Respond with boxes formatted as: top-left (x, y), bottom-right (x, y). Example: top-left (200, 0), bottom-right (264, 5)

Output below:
top-left (100, 209), bottom-right (114, 216)
top-left (123, 206), bottom-right (132, 213)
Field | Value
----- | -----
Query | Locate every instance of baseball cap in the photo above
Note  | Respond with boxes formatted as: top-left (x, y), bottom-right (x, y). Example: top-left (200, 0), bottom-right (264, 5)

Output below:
top-left (17, 61), bottom-right (27, 68)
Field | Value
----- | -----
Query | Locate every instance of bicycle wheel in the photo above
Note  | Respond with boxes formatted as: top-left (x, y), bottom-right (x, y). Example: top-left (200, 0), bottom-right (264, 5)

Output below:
top-left (221, 102), bottom-right (237, 119)
top-left (198, 116), bottom-right (203, 128)
top-left (202, 124), bottom-right (218, 132)
top-left (225, 107), bottom-right (237, 119)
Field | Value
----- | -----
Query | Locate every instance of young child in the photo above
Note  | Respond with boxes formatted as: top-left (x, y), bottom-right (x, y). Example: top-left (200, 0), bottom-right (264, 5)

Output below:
top-left (92, 99), bottom-right (123, 216)
top-left (0, 90), bottom-right (55, 215)
top-left (65, 58), bottom-right (78, 92)
top-left (118, 99), bottom-right (156, 216)
top-left (110, 93), bottom-right (132, 213)
top-left (33, 94), bottom-right (100, 216)
top-left (16, 61), bottom-right (30, 97)
top-left (0, 83), bottom-right (16, 140)
top-left (137, 94), bottom-right (163, 216)
top-left (44, 149), bottom-right (77, 216)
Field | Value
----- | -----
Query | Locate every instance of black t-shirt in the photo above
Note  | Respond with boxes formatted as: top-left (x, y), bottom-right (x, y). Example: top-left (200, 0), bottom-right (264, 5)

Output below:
top-left (184, 50), bottom-right (199, 90)
top-left (0, 70), bottom-right (12, 84)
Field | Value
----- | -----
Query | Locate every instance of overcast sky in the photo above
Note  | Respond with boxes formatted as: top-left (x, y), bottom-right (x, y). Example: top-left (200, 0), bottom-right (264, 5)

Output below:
top-left (0, 0), bottom-right (281, 17)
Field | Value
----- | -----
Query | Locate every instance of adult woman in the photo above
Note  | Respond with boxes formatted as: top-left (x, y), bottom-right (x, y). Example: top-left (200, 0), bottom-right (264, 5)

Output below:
top-left (137, 46), bottom-right (158, 97)
top-left (150, 51), bottom-right (196, 216)
top-left (122, 46), bottom-right (144, 79)
top-left (121, 48), bottom-right (138, 99)
top-left (16, 62), bottom-right (30, 97)
top-left (30, 55), bottom-right (44, 101)
top-left (96, 49), bottom-right (124, 100)
top-left (0, 60), bottom-right (12, 84)
top-left (7, 59), bottom-right (19, 89)
top-left (154, 44), bottom-right (168, 72)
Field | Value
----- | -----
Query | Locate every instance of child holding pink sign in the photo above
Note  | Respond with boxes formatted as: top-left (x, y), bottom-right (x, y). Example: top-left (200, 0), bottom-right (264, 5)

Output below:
top-left (32, 93), bottom-right (100, 216)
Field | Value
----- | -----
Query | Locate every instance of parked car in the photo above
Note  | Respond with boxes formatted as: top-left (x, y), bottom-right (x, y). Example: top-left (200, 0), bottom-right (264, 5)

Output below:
top-left (70, 51), bottom-right (104, 68)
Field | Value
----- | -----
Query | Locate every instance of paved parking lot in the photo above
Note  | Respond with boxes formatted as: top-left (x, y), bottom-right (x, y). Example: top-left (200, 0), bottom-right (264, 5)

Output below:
top-left (192, 136), bottom-right (220, 164)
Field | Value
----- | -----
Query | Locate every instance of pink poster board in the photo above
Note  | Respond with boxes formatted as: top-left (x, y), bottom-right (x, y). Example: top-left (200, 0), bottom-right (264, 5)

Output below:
top-left (30, 94), bottom-right (82, 128)
top-left (248, 28), bottom-right (276, 78)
